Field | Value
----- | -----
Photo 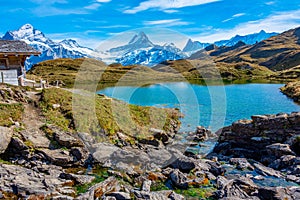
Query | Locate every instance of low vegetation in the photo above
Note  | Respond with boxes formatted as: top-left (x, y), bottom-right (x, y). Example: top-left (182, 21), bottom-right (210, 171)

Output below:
top-left (0, 103), bottom-right (24, 127)
top-left (38, 87), bottom-right (180, 142)
top-left (28, 58), bottom-right (184, 88)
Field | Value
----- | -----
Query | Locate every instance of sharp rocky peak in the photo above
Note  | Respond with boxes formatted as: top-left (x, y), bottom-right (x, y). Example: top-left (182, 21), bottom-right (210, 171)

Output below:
top-left (128, 31), bottom-right (154, 46)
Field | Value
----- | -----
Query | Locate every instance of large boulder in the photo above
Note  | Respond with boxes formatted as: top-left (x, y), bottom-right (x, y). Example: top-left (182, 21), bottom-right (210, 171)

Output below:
top-left (37, 149), bottom-right (74, 166)
top-left (0, 126), bottom-right (13, 154)
top-left (169, 169), bottom-right (189, 189)
top-left (258, 186), bottom-right (300, 200)
top-left (0, 163), bottom-right (70, 198)
top-left (132, 190), bottom-right (184, 200)
top-left (214, 176), bottom-right (259, 200)
top-left (266, 143), bottom-right (296, 158)
top-left (76, 177), bottom-right (120, 200)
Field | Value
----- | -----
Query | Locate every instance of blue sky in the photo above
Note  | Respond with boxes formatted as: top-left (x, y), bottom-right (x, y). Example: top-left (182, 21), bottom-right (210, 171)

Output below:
top-left (2, 0), bottom-right (300, 49)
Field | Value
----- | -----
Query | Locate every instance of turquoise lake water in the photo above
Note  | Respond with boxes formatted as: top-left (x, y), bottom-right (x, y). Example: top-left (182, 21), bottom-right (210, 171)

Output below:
top-left (98, 82), bottom-right (300, 132)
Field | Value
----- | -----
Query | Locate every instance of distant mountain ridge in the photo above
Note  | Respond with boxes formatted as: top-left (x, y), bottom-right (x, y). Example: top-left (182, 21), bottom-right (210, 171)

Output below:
top-left (182, 30), bottom-right (278, 55)
top-left (214, 30), bottom-right (278, 47)
top-left (1, 24), bottom-right (279, 68)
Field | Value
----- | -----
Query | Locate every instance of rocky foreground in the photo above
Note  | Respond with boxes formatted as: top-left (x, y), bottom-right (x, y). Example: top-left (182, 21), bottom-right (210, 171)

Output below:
top-left (0, 85), bottom-right (300, 199)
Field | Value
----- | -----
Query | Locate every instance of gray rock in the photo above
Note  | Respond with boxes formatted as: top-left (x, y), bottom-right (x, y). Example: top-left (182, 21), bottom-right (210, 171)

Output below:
top-left (206, 160), bottom-right (226, 176)
top-left (10, 137), bottom-right (28, 151)
top-left (170, 156), bottom-right (196, 172)
top-left (142, 180), bottom-right (152, 192)
top-left (216, 176), bottom-right (229, 189)
top-left (258, 187), bottom-right (293, 200)
top-left (37, 149), bottom-right (73, 166)
top-left (0, 163), bottom-right (69, 197)
top-left (193, 126), bottom-right (212, 141)
top-left (229, 158), bottom-right (254, 171)
top-left (85, 176), bottom-right (120, 199)
top-left (132, 190), bottom-right (184, 200)
top-left (215, 177), bottom-right (258, 200)
top-left (103, 197), bottom-right (117, 200)
top-left (59, 173), bottom-right (95, 185)
top-left (108, 192), bottom-right (131, 200)
top-left (266, 143), bottom-right (296, 158)
top-left (92, 143), bottom-right (120, 164)
top-left (52, 127), bottom-right (83, 148)
top-left (70, 147), bottom-right (89, 163)
top-left (269, 155), bottom-right (296, 170)
top-left (254, 163), bottom-right (283, 178)
top-left (0, 126), bottom-right (13, 154)
top-left (169, 169), bottom-right (188, 189)
top-left (51, 195), bottom-right (74, 200)
top-left (57, 186), bottom-right (76, 197)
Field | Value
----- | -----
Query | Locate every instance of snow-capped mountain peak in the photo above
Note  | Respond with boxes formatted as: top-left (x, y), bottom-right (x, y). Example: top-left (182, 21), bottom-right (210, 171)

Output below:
top-left (182, 39), bottom-right (210, 54)
top-left (129, 31), bottom-right (154, 47)
top-left (112, 33), bottom-right (186, 66)
top-left (1, 24), bottom-right (100, 70)
top-left (3, 23), bottom-right (51, 44)
top-left (109, 31), bottom-right (155, 54)
top-left (20, 23), bottom-right (34, 31)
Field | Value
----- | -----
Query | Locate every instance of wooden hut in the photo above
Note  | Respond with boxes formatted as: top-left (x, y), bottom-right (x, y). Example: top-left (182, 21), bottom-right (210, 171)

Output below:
top-left (0, 40), bottom-right (40, 86)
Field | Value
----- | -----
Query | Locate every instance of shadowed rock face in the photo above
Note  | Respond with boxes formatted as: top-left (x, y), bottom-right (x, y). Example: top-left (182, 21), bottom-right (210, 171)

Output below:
top-left (213, 112), bottom-right (300, 162)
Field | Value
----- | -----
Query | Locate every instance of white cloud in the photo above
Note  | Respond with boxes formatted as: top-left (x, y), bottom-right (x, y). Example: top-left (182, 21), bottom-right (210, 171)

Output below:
top-left (222, 13), bottom-right (245, 23)
top-left (32, 6), bottom-right (88, 17)
top-left (97, 25), bottom-right (131, 29)
top-left (265, 1), bottom-right (275, 5)
top-left (144, 19), bottom-right (180, 25)
top-left (30, 0), bottom-right (67, 4)
top-left (144, 19), bottom-right (191, 27)
top-left (84, 3), bottom-right (101, 10)
top-left (233, 13), bottom-right (245, 18)
top-left (163, 9), bottom-right (179, 14)
top-left (96, 0), bottom-right (111, 2)
top-left (195, 9), bottom-right (300, 43)
top-left (124, 0), bottom-right (221, 14)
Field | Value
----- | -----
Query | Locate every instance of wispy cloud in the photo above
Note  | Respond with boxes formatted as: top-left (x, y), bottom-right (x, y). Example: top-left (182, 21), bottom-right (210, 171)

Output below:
top-left (32, 6), bottom-right (88, 17)
top-left (196, 9), bottom-right (300, 42)
top-left (222, 13), bottom-right (245, 23)
top-left (163, 9), bottom-right (179, 14)
top-left (265, 1), bottom-right (275, 5)
top-left (144, 19), bottom-right (191, 27)
top-left (30, 0), bottom-right (68, 4)
top-left (233, 13), bottom-right (245, 18)
top-left (84, 3), bottom-right (101, 10)
top-left (30, 0), bottom-right (110, 16)
top-left (97, 25), bottom-right (131, 29)
top-left (96, 0), bottom-right (111, 2)
top-left (124, 0), bottom-right (221, 14)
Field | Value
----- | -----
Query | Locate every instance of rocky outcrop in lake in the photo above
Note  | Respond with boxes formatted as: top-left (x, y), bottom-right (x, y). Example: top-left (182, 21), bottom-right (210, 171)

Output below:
top-left (281, 81), bottom-right (300, 103)
top-left (209, 112), bottom-right (300, 199)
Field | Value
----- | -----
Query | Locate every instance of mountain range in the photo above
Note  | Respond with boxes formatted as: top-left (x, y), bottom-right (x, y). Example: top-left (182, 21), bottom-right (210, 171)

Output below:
top-left (1, 24), bottom-right (278, 69)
